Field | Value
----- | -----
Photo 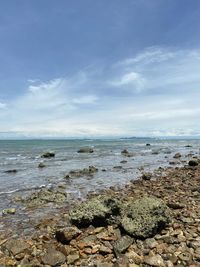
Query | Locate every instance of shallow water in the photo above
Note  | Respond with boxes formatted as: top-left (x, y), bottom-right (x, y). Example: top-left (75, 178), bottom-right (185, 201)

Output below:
top-left (0, 138), bottom-right (199, 213)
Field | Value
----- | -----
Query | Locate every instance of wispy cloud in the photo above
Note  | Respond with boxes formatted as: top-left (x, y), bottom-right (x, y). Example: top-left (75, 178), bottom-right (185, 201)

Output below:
top-left (1, 46), bottom-right (200, 137)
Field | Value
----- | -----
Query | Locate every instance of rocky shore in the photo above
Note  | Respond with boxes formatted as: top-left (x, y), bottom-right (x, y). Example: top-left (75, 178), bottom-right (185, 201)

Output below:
top-left (0, 157), bottom-right (200, 266)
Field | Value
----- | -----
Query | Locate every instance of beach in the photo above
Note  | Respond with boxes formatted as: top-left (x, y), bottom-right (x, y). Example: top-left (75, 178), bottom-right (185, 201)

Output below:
top-left (0, 139), bottom-right (200, 266)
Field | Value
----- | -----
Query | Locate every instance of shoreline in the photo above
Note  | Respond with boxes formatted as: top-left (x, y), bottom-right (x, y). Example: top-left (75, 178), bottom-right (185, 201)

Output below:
top-left (0, 161), bottom-right (200, 266)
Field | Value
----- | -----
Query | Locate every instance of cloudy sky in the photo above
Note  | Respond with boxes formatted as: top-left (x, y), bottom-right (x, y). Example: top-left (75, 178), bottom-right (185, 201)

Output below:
top-left (0, 0), bottom-right (200, 138)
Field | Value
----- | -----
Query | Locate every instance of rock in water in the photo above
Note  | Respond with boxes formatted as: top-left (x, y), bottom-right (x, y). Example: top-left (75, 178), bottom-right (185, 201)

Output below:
top-left (141, 172), bottom-right (152, 181)
top-left (77, 147), bottom-right (94, 153)
top-left (188, 159), bottom-right (198, 166)
top-left (41, 151), bottom-right (55, 158)
top-left (173, 153), bottom-right (181, 159)
top-left (56, 226), bottom-right (82, 244)
top-left (120, 197), bottom-right (170, 239)
top-left (2, 208), bottom-right (16, 215)
top-left (38, 162), bottom-right (46, 168)
top-left (4, 239), bottom-right (30, 256)
top-left (69, 195), bottom-right (121, 227)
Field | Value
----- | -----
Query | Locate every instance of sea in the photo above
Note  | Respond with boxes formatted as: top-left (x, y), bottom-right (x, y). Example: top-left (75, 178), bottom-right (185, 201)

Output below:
top-left (0, 138), bottom-right (200, 215)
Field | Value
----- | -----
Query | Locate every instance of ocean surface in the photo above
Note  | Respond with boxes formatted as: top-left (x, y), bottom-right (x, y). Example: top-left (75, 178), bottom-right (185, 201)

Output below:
top-left (0, 138), bottom-right (200, 213)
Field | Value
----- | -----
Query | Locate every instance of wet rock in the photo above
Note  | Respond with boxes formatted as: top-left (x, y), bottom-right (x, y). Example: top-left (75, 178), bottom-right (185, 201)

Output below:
top-left (120, 197), bottom-right (170, 239)
top-left (4, 169), bottom-right (17, 174)
top-left (41, 248), bottom-right (66, 266)
top-left (38, 162), bottom-right (46, 168)
top-left (113, 165), bottom-right (123, 169)
top-left (77, 147), bottom-right (94, 153)
top-left (173, 153), bottom-right (181, 159)
top-left (188, 160), bottom-right (198, 166)
top-left (113, 235), bottom-right (133, 255)
top-left (2, 208), bottom-right (16, 215)
top-left (4, 239), bottom-right (30, 256)
top-left (41, 151), bottom-right (55, 158)
top-left (120, 160), bottom-right (128, 164)
top-left (24, 188), bottom-right (67, 207)
top-left (66, 166), bottom-right (98, 178)
top-left (146, 143), bottom-right (151, 146)
top-left (70, 195), bottom-right (121, 227)
top-left (141, 172), bottom-right (152, 181)
top-left (56, 226), bottom-right (82, 244)
top-left (144, 254), bottom-right (165, 266)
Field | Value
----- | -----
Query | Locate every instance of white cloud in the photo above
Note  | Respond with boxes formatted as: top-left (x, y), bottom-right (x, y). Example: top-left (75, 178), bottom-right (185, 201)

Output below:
top-left (1, 46), bottom-right (200, 137)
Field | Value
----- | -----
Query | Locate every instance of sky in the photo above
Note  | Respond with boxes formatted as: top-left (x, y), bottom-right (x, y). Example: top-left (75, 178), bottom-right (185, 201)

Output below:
top-left (0, 0), bottom-right (200, 138)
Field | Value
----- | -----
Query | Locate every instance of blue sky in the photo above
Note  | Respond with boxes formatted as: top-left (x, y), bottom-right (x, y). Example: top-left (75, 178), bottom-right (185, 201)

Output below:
top-left (0, 0), bottom-right (200, 137)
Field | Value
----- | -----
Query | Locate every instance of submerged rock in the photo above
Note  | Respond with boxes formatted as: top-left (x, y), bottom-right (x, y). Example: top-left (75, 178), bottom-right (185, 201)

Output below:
top-left (173, 153), bottom-right (181, 159)
top-left (77, 147), bottom-right (94, 153)
top-left (141, 172), bottom-right (152, 181)
top-left (41, 151), bottom-right (55, 158)
top-left (114, 235), bottom-right (133, 255)
top-left (24, 188), bottom-right (67, 207)
top-left (65, 166), bottom-right (98, 178)
top-left (120, 197), bottom-right (170, 239)
top-left (4, 169), bottom-right (17, 174)
top-left (70, 195), bottom-right (121, 227)
top-left (2, 208), bottom-right (16, 215)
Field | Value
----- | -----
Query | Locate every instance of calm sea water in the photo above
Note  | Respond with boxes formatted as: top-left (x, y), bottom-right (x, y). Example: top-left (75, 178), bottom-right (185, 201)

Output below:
top-left (0, 138), bottom-right (200, 212)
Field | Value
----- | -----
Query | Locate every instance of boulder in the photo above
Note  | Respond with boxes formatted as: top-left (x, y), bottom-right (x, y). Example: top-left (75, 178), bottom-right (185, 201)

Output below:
top-left (41, 151), bottom-right (55, 158)
top-left (70, 196), bottom-right (121, 227)
top-left (24, 188), bottom-right (67, 207)
top-left (66, 166), bottom-right (98, 178)
top-left (120, 197), bottom-right (170, 239)
top-left (4, 169), bottom-right (17, 174)
top-left (77, 147), bottom-right (94, 153)
top-left (188, 160), bottom-right (198, 166)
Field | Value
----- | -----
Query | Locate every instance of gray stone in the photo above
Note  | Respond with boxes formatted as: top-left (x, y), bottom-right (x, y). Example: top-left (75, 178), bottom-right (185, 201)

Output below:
top-left (56, 226), bottom-right (82, 244)
top-left (4, 239), bottom-right (30, 256)
top-left (114, 235), bottom-right (133, 255)
top-left (120, 197), bottom-right (170, 239)
top-left (41, 248), bottom-right (66, 266)
top-left (77, 147), bottom-right (94, 153)
top-left (70, 195), bottom-right (121, 227)
top-left (41, 151), bottom-right (55, 158)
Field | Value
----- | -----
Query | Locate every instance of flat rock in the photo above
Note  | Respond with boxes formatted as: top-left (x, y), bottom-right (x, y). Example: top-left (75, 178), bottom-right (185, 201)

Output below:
top-left (41, 248), bottom-right (66, 266)
top-left (41, 151), bottom-right (55, 158)
top-left (4, 239), bottom-right (30, 256)
top-left (114, 235), bottom-right (133, 255)
top-left (77, 147), bottom-right (94, 153)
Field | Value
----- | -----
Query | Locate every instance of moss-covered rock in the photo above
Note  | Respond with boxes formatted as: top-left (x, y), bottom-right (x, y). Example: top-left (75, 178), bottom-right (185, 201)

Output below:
top-left (120, 197), bottom-right (170, 239)
top-left (70, 195), bottom-right (121, 227)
